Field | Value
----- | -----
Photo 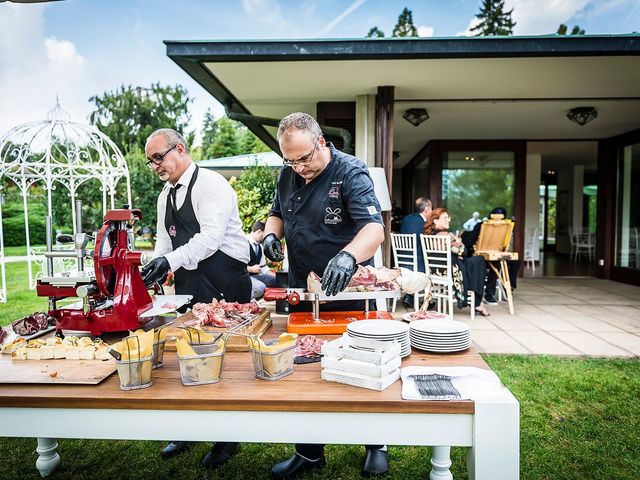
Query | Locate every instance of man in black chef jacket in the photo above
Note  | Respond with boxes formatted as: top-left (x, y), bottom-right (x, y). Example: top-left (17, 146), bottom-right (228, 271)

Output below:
top-left (141, 128), bottom-right (251, 469)
top-left (263, 113), bottom-right (387, 478)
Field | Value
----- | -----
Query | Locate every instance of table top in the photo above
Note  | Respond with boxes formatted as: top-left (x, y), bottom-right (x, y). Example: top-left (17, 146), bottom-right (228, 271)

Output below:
top-left (0, 314), bottom-right (487, 415)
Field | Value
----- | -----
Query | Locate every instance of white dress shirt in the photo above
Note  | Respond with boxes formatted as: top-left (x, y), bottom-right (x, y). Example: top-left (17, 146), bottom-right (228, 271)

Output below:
top-left (153, 162), bottom-right (250, 271)
top-left (246, 233), bottom-right (271, 275)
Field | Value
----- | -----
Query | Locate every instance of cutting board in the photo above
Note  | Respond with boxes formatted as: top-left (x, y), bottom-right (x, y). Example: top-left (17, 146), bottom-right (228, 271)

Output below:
top-left (165, 308), bottom-right (272, 352)
top-left (0, 355), bottom-right (116, 384)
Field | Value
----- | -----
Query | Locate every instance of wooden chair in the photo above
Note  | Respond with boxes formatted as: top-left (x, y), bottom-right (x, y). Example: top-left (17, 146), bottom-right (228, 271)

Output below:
top-left (419, 234), bottom-right (475, 321)
top-left (390, 233), bottom-right (428, 312)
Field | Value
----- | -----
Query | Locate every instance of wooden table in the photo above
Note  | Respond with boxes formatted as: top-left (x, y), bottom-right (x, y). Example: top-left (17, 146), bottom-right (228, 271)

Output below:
top-left (0, 318), bottom-right (519, 479)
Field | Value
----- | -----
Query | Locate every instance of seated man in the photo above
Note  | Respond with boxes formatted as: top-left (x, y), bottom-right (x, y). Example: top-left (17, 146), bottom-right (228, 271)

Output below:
top-left (247, 220), bottom-right (277, 300)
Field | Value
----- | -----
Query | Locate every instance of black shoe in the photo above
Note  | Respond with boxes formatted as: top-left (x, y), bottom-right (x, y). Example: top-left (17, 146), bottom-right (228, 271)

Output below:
top-left (271, 453), bottom-right (326, 479)
top-left (161, 441), bottom-right (190, 459)
top-left (483, 295), bottom-right (498, 306)
top-left (362, 448), bottom-right (389, 477)
top-left (201, 442), bottom-right (240, 469)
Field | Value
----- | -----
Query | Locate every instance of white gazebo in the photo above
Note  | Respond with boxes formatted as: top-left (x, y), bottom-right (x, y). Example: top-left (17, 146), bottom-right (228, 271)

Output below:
top-left (0, 101), bottom-right (131, 302)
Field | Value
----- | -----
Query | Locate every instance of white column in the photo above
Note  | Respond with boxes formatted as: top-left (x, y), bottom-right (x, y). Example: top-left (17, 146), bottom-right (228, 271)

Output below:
top-left (355, 94), bottom-right (376, 167)
top-left (524, 154), bottom-right (541, 261)
top-left (0, 190), bottom-right (5, 303)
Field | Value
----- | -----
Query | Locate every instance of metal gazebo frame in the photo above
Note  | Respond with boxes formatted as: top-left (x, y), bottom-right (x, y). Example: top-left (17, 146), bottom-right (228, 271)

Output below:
top-left (0, 101), bottom-right (131, 303)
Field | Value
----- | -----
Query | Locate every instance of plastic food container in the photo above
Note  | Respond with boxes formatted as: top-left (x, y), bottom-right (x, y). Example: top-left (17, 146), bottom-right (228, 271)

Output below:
top-left (177, 341), bottom-right (225, 386)
top-left (115, 355), bottom-right (154, 390)
top-left (249, 340), bottom-right (296, 381)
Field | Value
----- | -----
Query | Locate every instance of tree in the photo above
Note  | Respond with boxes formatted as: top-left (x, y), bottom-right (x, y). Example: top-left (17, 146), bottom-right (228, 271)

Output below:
top-left (230, 163), bottom-right (278, 231)
top-left (392, 7), bottom-right (418, 37)
top-left (470, 0), bottom-right (516, 36)
top-left (88, 83), bottom-right (194, 229)
top-left (89, 83), bottom-right (194, 154)
top-left (366, 26), bottom-right (385, 38)
top-left (201, 113), bottom-right (271, 159)
top-left (557, 24), bottom-right (585, 35)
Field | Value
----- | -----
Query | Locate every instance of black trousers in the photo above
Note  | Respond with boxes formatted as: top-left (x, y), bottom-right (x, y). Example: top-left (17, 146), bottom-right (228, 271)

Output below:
top-left (296, 443), bottom-right (384, 459)
top-left (485, 260), bottom-right (521, 297)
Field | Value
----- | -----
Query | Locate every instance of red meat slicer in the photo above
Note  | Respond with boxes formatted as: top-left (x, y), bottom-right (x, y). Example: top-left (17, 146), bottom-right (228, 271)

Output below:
top-left (263, 287), bottom-right (398, 334)
top-left (36, 205), bottom-right (155, 337)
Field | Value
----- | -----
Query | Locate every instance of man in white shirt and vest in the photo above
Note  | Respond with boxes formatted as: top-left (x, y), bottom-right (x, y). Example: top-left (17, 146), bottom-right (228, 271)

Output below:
top-left (142, 128), bottom-right (251, 469)
top-left (246, 220), bottom-right (277, 299)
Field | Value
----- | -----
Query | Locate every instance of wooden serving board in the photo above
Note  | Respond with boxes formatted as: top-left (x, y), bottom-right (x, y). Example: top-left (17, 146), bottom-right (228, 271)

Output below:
top-left (164, 308), bottom-right (272, 352)
top-left (0, 355), bottom-right (116, 385)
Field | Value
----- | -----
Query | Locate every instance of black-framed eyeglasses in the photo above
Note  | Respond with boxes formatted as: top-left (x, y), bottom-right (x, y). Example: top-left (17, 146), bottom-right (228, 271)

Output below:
top-left (282, 142), bottom-right (317, 168)
top-left (146, 145), bottom-right (177, 168)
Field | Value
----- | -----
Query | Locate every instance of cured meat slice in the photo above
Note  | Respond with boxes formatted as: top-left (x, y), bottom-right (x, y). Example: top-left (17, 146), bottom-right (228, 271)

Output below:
top-left (295, 335), bottom-right (325, 357)
top-left (306, 266), bottom-right (401, 294)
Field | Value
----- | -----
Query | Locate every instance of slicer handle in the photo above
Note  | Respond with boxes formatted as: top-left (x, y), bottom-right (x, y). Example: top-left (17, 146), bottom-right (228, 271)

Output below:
top-left (263, 288), bottom-right (288, 302)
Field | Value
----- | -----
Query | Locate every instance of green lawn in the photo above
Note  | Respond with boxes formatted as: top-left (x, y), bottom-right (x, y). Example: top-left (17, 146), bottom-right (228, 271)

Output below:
top-left (1, 262), bottom-right (639, 479)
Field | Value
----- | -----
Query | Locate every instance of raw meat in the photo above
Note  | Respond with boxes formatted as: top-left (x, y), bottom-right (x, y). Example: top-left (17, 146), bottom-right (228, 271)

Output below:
top-left (186, 299), bottom-right (261, 328)
top-left (307, 266), bottom-right (401, 294)
top-left (11, 312), bottom-right (50, 336)
top-left (295, 335), bottom-right (325, 358)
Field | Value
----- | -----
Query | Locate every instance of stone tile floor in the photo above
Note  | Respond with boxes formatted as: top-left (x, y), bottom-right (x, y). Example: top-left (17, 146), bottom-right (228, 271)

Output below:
top-left (396, 277), bottom-right (640, 358)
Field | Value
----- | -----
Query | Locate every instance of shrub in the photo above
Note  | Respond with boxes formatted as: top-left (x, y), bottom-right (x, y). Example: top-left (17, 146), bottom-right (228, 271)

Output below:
top-left (1, 201), bottom-right (47, 246)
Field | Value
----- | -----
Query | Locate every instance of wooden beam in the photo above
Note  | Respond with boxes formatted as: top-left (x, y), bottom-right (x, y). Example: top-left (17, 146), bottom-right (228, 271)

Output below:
top-left (375, 86), bottom-right (395, 267)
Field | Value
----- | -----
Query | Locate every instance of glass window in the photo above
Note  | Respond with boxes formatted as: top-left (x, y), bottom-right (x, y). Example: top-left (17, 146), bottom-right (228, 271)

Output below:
top-left (615, 143), bottom-right (640, 270)
top-left (442, 151), bottom-right (515, 233)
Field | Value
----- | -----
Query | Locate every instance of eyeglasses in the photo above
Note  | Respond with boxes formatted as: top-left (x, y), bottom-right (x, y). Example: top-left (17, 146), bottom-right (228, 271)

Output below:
top-left (146, 145), bottom-right (177, 168)
top-left (282, 143), bottom-right (317, 168)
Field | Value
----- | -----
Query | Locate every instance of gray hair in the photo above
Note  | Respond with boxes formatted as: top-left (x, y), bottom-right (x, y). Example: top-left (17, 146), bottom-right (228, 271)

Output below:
top-left (277, 112), bottom-right (323, 142)
top-left (146, 128), bottom-right (189, 154)
top-left (415, 197), bottom-right (432, 213)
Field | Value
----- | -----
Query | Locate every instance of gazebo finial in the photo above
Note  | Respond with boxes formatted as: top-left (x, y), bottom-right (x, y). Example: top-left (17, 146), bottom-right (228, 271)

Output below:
top-left (45, 97), bottom-right (71, 123)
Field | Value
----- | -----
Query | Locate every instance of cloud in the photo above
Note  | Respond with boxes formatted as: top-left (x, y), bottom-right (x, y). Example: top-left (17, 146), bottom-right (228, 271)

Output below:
top-left (417, 25), bottom-right (434, 37)
top-left (320, 0), bottom-right (366, 35)
top-left (456, 17), bottom-right (481, 36)
top-left (241, 0), bottom-right (286, 28)
top-left (0, 5), bottom-right (94, 135)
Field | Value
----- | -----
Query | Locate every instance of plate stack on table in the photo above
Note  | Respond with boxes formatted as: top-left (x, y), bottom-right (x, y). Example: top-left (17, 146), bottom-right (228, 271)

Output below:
top-left (409, 320), bottom-right (471, 353)
top-left (347, 320), bottom-right (411, 358)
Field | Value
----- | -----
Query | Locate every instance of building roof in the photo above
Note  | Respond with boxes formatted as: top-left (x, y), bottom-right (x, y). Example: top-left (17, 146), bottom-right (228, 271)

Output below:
top-left (196, 151), bottom-right (281, 179)
top-left (166, 35), bottom-right (640, 166)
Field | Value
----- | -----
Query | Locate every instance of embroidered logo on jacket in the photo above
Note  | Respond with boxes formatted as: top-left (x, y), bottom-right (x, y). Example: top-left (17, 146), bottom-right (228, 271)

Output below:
top-left (328, 185), bottom-right (340, 199)
top-left (324, 207), bottom-right (342, 225)
top-left (168, 225), bottom-right (177, 237)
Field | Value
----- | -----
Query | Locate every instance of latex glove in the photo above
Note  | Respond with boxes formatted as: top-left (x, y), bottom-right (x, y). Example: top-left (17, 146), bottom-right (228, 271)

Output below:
top-left (141, 256), bottom-right (170, 288)
top-left (263, 233), bottom-right (284, 262)
top-left (321, 251), bottom-right (357, 297)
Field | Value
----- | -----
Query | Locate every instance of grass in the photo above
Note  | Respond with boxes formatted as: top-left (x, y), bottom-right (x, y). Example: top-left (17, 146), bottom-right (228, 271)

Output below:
top-left (1, 260), bottom-right (639, 479)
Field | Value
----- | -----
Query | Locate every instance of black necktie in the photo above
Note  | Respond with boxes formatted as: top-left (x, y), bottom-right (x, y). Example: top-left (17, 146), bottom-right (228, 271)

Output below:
top-left (254, 243), bottom-right (261, 259)
top-left (169, 184), bottom-right (182, 211)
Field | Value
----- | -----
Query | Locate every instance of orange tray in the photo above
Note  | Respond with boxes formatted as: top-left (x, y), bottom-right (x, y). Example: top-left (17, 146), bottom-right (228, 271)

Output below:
top-left (286, 311), bottom-right (395, 335)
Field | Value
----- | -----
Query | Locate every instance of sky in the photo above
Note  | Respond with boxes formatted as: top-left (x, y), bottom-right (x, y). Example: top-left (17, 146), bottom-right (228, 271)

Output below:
top-left (0, 0), bottom-right (639, 145)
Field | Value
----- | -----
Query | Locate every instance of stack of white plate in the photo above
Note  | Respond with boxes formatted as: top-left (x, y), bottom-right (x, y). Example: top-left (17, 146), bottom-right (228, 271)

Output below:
top-left (409, 320), bottom-right (471, 353)
top-left (347, 320), bottom-right (411, 358)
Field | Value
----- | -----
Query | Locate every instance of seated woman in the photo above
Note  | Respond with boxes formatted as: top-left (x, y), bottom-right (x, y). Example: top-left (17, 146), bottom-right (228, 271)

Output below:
top-left (423, 208), bottom-right (490, 316)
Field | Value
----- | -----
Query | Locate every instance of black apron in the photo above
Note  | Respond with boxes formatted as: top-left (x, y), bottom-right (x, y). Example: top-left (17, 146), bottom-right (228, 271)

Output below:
top-left (164, 166), bottom-right (251, 306)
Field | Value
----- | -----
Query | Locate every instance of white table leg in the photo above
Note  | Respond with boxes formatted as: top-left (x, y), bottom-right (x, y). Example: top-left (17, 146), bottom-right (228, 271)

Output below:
top-left (430, 445), bottom-right (453, 480)
top-left (36, 438), bottom-right (60, 477)
top-left (466, 395), bottom-right (520, 480)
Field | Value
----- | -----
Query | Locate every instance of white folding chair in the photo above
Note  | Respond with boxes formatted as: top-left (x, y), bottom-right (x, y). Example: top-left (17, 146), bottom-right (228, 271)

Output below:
top-left (420, 234), bottom-right (475, 321)
top-left (574, 228), bottom-right (594, 262)
top-left (390, 233), bottom-right (428, 312)
top-left (523, 227), bottom-right (538, 272)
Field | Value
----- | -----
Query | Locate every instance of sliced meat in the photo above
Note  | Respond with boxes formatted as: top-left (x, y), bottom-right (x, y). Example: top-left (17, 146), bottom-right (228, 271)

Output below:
top-left (295, 335), bottom-right (325, 357)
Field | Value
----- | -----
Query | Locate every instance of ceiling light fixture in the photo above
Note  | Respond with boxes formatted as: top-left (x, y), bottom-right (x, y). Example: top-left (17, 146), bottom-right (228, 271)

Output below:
top-left (402, 108), bottom-right (429, 127)
top-left (567, 107), bottom-right (598, 126)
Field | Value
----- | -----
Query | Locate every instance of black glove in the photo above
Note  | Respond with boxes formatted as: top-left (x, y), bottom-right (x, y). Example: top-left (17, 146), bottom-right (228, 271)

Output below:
top-left (141, 256), bottom-right (170, 288)
top-left (321, 251), bottom-right (357, 297)
top-left (263, 233), bottom-right (284, 262)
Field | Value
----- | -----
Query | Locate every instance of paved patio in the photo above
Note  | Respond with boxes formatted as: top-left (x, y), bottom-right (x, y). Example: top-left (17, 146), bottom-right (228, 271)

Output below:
top-left (396, 277), bottom-right (640, 358)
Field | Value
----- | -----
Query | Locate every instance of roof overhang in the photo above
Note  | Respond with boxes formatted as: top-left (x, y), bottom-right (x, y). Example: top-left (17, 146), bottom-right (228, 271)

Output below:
top-left (166, 35), bottom-right (640, 166)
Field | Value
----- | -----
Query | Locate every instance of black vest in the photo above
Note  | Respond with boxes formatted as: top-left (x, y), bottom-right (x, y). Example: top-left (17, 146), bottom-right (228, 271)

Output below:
top-left (164, 166), bottom-right (251, 305)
